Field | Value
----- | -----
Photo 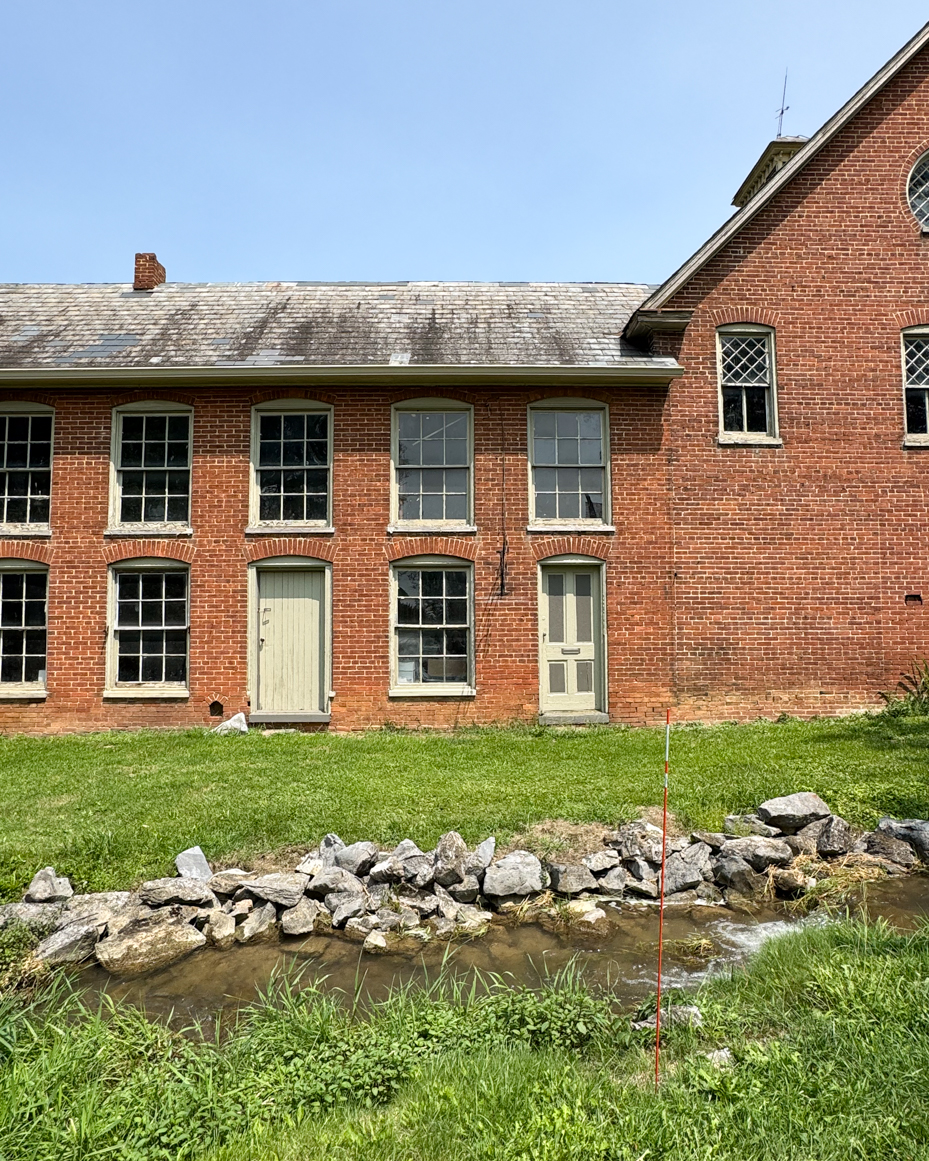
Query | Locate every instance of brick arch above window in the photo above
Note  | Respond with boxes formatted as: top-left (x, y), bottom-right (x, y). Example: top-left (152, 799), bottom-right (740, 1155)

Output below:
top-left (386, 536), bottom-right (478, 562)
top-left (103, 540), bottom-right (196, 565)
top-left (247, 388), bottom-right (338, 406)
top-left (708, 307), bottom-right (781, 329)
top-left (387, 387), bottom-right (481, 406)
top-left (0, 392), bottom-right (56, 409)
top-left (525, 388), bottom-right (613, 405)
top-left (0, 542), bottom-right (53, 565)
top-left (895, 310), bottom-right (929, 330)
top-left (245, 538), bottom-right (338, 563)
top-left (109, 390), bottom-right (197, 409)
top-left (530, 536), bottom-right (612, 561)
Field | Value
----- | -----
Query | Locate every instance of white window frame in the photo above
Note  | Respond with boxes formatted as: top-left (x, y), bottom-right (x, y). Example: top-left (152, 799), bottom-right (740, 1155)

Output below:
top-left (245, 555), bottom-right (334, 721)
top-left (104, 557), bottom-right (190, 698)
top-left (901, 327), bottom-right (929, 447)
top-left (907, 150), bottom-right (929, 232)
top-left (716, 324), bottom-right (782, 446)
top-left (0, 558), bottom-right (49, 699)
top-left (389, 399), bottom-right (475, 532)
top-left (388, 555), bottom-right (475, 698)
top-left (0, 401), bottom-right (54, 538)
top-left (247, 399), bottom-right (334, 533)
top-left (526, 398), bottom-right (613, 532)
top-left (107, 400), bottom-right (194, 536)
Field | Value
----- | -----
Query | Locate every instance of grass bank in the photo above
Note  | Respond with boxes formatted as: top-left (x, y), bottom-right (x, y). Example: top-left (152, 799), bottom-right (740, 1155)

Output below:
top-left (2, 713), bottom-right (929, 897)
top-left (2, 919), bottom-right (928, 1159)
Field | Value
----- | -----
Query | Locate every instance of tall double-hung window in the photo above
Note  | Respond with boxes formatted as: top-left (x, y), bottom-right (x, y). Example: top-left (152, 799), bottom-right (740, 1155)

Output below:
top-left (106, 561), bottom-right (189, 695)
top-left (0, 564), bottom-right (47, 694)
top-left (249, 401), bottom-right (332, 529)
top-left (0, 407), bottom-right (53, 531)
top-left (110, 403), bottom-right (192, 530)
top-left (902, 330), bottom-right (929, 443)
top-left (528, 402), bottom-right (609, 527)
top-left (390, 559), bottom-right (474, 696)
top-left (391, 401), bottom-right (473, 528)
top-left (717, 326), bottom-right (779, 441)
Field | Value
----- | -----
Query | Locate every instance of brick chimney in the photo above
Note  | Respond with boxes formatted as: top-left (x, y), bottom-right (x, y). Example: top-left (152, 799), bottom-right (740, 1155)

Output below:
top-left (133, 252), bottom-right (166, 291)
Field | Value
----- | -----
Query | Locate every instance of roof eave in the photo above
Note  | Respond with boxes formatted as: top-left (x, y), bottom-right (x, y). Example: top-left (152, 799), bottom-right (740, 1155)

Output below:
top-left (0, 362), bottom-right (684, 388)
top-left (630, 19), bottom-right (929, 318)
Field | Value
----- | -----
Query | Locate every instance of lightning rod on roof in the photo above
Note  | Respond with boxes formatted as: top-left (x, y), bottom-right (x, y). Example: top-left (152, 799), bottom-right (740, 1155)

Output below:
top-left (776, 68), bottom-right (789, 137)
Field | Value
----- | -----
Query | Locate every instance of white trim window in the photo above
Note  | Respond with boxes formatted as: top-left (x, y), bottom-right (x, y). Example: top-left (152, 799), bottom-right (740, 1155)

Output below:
top-left (249, 400), bottom-right (332, 529)
top-left (110, 402), bottom-right (193, 531)
top-left (908, 152), bottom-right (929, 229)
top-left (0, 562), bottom-right (48, 695)
top-left (0, 405), bottom-right (53, 532)
top-left (106, 560), bottom-right (189, 696)
top-left (390, 558), bottom-right (474, 696)
top-left (528, 401), bottom-right (609, 527)
top-left (903, 329), bottom-right (929, 442)
top-left (391, 401), bottom-right (473, 529)
top-left (717, 325), bottom-right (779, 440)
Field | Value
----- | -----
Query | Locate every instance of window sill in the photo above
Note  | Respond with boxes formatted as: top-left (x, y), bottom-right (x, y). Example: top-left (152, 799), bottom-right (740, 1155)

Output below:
top-left (526, 524), bottom-right (615, 534)
top-left (389, 685), bottom-right (476, 699)
top-left (717, 434), bottom-right (783, 447)
top-left (0, 685), bottom-right (48, 700)
top-left (903, 438), bottom-right (929, 449)
top-left (104, 526), bottom-right (193, 538)
top-left (0, 525), bottom-right (51, 539)
top-left (244, 525), bottom-right (335, 535)
top-left (387, 524), bottom-right (477, 535)
top-left (103, 686), bottom-right (190, 699)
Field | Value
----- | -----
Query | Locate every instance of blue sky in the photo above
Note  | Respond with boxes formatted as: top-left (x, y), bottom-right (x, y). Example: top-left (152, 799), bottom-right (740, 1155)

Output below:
top-left (2, 1), bottom-right (927, 285)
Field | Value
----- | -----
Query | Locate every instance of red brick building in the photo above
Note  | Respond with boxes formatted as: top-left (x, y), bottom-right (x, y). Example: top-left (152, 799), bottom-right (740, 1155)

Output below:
top-left (3, 24), bottom-right (929, 732)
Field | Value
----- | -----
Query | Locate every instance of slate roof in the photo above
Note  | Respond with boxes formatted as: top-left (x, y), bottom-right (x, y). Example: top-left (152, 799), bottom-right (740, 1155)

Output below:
top-left (0, 280), bottom-right (666, 371)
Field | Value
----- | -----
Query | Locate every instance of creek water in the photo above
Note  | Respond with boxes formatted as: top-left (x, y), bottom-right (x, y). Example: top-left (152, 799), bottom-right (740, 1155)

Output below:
top-left (75, 876), bottom-right (929, 1027)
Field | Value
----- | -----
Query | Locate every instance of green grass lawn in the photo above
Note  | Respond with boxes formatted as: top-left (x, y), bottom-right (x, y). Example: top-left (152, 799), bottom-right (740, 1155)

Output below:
top-left (2, 713), bottom-right (929, 897)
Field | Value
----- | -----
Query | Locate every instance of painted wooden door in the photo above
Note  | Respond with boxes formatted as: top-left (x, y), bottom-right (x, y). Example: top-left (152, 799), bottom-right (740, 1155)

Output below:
top-left (539, 567), bottom-right (602, 713)
top-left (256, 569), bottom-right (324, 714)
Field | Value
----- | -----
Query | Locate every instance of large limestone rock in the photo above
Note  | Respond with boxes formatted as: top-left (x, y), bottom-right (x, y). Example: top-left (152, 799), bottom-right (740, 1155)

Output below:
top-left (306, 867), bottom-right (364, 898)
top-left (448, 874), bottom-right (481, 903)
top-left (470, 837), bottom-right (496, 870)
top-left (238, 874), bottom-right (307, 909)
top-left (327, 892), bottom-right (366, 927)
top-left (280, 897), bottom-right (325, 936)
top-left (35, 921), bottom-right (102, 965)
top-left (369, 856), bottom-right (405, 884)
top-left (713, 855), bottom-right (766, 898)
top-left (756, 793), bottom-right (831, 833)
top-left (0, 901), bottom-right (67, 931)
top-left (25, 867), bottom-right (73, 904)
top-left (860, 831), bottom-right (916, 868)
top-left (817, 816), bottom-right (853, 857)
top-left (402, 855), bottom-right (435, 889)
top-left (433, 832), bottom-right (469, 887)
top-left (335, 841), bottom-right (380, 877)
top-left (175, 846), bottom-right (212, 881)
top-left (547, 863), bottom-right (598, 896)
top-left (604, 822), bottom-right (664, 863)
top-left (208, 870), bottom-right (255, 896)
top-left (482, 851), bottom-right (546, 898)
top-left (877, 818), bottom-right (929, 862)
top-left (718, 836), bottom-right (792, 872)
top-left (60, 892), bottom-right (133, 930)
top-left (138, 878), bottom-right (218, 908)
top-left (785, 818), bottom-right (828, 856)
top-left (724, 814), bottom-right (780, 838)
top-left (205, 911), bottom-right (236, 950)
top-left (598, 866), bottom-right (627, 894)
top-left (582, 849), bottom-right (620, 874)
top-left (235, 902), bottom-right (279, 944)
top-left (662, 842), bottom-right (713, 894)
top-left (95, 912), bottom-right (207, 977)
top-left (319, 833), bottom-right (345, 867)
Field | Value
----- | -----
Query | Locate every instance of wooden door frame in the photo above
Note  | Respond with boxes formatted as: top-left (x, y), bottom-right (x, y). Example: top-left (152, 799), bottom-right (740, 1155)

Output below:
top-left (246, 556), bottom-right (333, 723)
top-left (536, 555), bottom-right (609, 725)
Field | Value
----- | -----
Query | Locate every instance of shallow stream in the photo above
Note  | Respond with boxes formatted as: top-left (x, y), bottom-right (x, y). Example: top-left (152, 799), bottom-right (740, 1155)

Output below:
top-left (76, 876), bottom-right (929, 1026)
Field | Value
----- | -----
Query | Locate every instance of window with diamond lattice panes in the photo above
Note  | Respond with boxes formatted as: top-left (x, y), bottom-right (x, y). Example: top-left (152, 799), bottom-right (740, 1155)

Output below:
top-left (396, 410), bottom-right (469, 523)
top-left (394, 568), bottom-right (470, 685)
top-left (257, 412), bottom-right (329, 523)
top-left (0, 415), bottom-right (51, 525)
top-left (904, 334), bottom-right (929, 436)
top-left (0, 572), bottom-right (46, 684)
top-left (908, 153), bottom-right (929, 228)
top-left (115, 570), bottom-right (188, 684)
top-left (719, 331), bottom-right (774, 434)
top-left (530, 410), bottom-right (605, 522)
top-left (117, 414), bottom-right (190, 524)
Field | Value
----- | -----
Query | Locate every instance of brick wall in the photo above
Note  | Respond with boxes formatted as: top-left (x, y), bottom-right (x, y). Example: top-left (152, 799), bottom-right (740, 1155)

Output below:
top-left (656, 44), bottom-right (929, 719)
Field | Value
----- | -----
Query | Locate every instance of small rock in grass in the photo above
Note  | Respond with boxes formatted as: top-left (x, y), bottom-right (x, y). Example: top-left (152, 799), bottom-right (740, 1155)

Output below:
top-left (632, 1004), bottom-right (702, 1031)
top-left (756, 793), bottom-right (831, 833)
top-left (205, 911), bottom-right (237, 950)
top-left (235, 902), bottom-right (278, 944)
top-left (211, 712), bottom-right (248, 735)
top-left (25, 867), bottom-right (74, 905)
top-left (175, 846), bottom-right (212, 881)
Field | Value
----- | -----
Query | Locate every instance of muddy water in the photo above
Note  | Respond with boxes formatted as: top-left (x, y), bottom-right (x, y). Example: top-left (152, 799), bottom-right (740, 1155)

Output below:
top-left (75, 876), bottom-right (929, 1026)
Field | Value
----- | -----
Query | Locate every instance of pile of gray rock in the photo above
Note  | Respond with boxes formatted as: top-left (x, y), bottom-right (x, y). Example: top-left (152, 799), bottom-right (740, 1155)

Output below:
top-left (4, 792), bottom-right (926, 980)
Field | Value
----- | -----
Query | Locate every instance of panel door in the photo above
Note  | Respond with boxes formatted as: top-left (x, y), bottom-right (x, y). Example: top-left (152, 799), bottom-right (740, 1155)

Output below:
top-left (256, 569), bottom-right (325, 714)
top-left (540, 567), bottom-right (602, 713)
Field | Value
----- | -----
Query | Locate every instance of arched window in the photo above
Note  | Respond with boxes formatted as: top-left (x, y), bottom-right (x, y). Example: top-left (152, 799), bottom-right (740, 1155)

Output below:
top-left (907, 152), bottom-right (929, 229)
